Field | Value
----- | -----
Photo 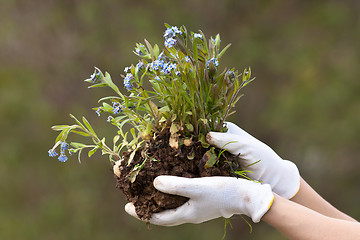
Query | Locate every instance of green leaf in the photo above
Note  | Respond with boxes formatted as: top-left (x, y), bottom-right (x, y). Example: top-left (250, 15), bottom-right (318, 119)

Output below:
top-left (129, 160), bottom-right (145, 183)
top-left (198, 134), bottom-right (210, 148)
top-left (55, 127), bottom-right (75, 144)
top-left (71, 130), bottom-right (91, 137)
top-left (199, 30), bottom-right (208, 55)
top-left (242, 78), bottom-right (255, 88)
top-left (185, 123), bottom-right (194, 132)
top-left (99, 102), bottom-right (112, 113)
top-left (70, 142), bottom-right (88, 148)
top-left (51, 125), bottom-right (70, 131)
top-left (203, 147), bottom-right (218, 169)
top-left (217, 43), bottom-right (231, 59)
top-left (77, 148), bottom-right (83, 163)
top-left (113, 135), bottom-right (120, 145)
top-left (88, 147), bottom-right (98, 157)
top-left (170, 122), bottom-right (181, 135)
top-left (192, 36), bottom-right (198, 62)
top-left (153, 44), bottom-right (160, 57)
top-left (70, 114), bottom-right (86, 130)
top-left (98, 96), bottom-right (122, 103)
top-left (144, 39), bottom-right (155, 60)
top-left (82, 117), bottom-right (96, 136)
top-left (102, 72), bottom-right (123, 98)
top-left (130, 128), bottom-right (137, 139)
top-left (88, 83), bottom-right (108, 88)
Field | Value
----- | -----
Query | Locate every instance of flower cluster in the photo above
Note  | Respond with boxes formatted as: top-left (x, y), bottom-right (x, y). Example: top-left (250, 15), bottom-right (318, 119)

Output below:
top-left (123, 73), bottom-right (133, 90)
top-left (148, 59), bottom-right (177, 75)
top-left (48, 141), bottom-right (69, 162)
top-left (87, 69), bottom-right (101, 83)
top-left (112, 102), bottom-right (122, 114)
top-left (207, 57), bottom-right (219, 69)
top-left (163, 26), bottom-right (182, 48)
top-left (49, 24), bottom-right (254, 165)
top-left (193, 33), bottom-right (203, 40)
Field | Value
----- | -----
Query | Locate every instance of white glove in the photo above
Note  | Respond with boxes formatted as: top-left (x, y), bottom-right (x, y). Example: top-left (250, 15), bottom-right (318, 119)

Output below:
top-left (125, 176), bottom-right (274, 226)
top-left (206, 122), bottom-right (300, 199)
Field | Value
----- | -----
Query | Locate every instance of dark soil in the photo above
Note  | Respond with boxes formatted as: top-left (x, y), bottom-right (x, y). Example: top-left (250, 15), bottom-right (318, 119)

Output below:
top-left (115, 127), bottom-right (236, 221)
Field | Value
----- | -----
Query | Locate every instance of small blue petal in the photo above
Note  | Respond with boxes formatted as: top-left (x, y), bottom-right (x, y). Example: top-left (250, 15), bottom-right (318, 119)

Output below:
top-left (124, 67), bottom-right (131, 73)
top-left (48, 149), bottom-right (58, 157)
top-left (194, 33), bottom-right (203, 40)
top-left (164, 38), bottom-right (176, 48)
top-left (124, 73), bottom-right (133, 90)
top-left (58, 154), bottom-right (68, 162)
top-left (136, 61), bottom-right (144, 69)
top-left (61, 142), bottom-right (69, 150)
top-left (96, 108), bottom-right (101, 117)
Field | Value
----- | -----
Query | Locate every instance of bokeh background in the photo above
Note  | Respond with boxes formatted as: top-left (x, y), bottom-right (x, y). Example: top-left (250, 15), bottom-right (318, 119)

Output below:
top-left (1, 0), bottom-right (359, 239)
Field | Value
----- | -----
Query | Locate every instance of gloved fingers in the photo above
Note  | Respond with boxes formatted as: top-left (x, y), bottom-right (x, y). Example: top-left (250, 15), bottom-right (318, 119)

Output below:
top-left (154, 176), bottom-right (206, 198)
top-left (124, 202), bottom-right (140, 219)
top-left (206, 132), bottom-right (246, 155)
top-left (224, 122), bottom-right (253, 138)
top-left (124, 200), bottom-right (193, 226)
top-left (149, 203), bottom-right (193, 226)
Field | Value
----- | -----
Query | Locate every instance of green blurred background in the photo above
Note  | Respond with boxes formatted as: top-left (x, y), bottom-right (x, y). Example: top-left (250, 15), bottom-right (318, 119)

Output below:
top-left (1, 0), bottom-right (359, 239)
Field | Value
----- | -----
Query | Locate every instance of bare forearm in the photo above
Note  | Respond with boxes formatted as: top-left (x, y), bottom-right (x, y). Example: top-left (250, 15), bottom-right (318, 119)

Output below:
top-left (291, 177), bottom-right (357, 222)
top-left (263, 194), bottom-right (360, 240)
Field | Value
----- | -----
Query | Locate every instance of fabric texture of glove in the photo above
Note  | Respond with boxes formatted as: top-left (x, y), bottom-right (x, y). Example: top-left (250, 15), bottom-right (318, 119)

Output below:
top-left (206, 122), bottom-right (300, 199)
top-left (125, 176), bottom-right (274, 226)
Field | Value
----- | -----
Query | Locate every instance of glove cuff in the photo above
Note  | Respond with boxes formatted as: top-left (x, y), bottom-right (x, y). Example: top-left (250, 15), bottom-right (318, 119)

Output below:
top-left (272, 160), bottom-right (300, 199)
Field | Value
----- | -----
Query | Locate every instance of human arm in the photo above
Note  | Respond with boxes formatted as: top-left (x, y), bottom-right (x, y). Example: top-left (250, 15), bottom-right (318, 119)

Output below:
top-left (291, 177), bottom-right (357, 222)
top-left (125, 175), bottom-right (360, 240)
top-left (263, 194), bottom-right (360, 240)
top-left (207, 122), bottom-right (357, 222)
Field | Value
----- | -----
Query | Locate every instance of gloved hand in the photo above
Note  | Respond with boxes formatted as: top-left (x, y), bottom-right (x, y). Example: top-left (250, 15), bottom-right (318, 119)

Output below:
top-left (206, 122), bottom-right (300, 199)
top-left (124, 176), bottom-right (274, 226)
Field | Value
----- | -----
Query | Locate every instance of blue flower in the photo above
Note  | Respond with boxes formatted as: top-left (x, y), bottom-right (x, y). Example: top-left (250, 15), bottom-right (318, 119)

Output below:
top-left (185, 56), bottom-right (191, 63)
top-left (207, 58), bottom-right (219, 69)
top-left (175, 71), bottom-right (181, 76)
top-left (124, 67), bottom-right (131, 73)
top-left (48, 149), bottom-right (58, 157)
top-left (107, 116), bottom-right (112, 122)
top-left (154, 76), bottom-right (161, 82)
top-left (58, 154), bottom-right (68, 162)
top-left (124, 73), bottom-right (133, 90)
top-left (151, 60), bottom-right (165, 71)
top-left (136, 61), bottom-right (144, 69)
top-left (61, 142), bottom-right (69, 150)
top-left (161, 62), bottom-right (176, 74)
top-left (135, 44), bottom-right (145, 56)
top-left (112, 102), bottom-right (122, 114)
top-left (193, 33), bottom-right (203, 40)
top-left (135, 48), bottom-right (143, 56)
top-left (164, 26), bottom-right (182, 40)
top-left (96, 108), bottom-right (101, 117)
top-left (164, 28), bottom-right (175, 39)
top-left (227, 70), bottom-right (235, 80)
top-left (89, 71), bottom-right (101, 83)
top-left (164, 38), bottom-right (177, 48)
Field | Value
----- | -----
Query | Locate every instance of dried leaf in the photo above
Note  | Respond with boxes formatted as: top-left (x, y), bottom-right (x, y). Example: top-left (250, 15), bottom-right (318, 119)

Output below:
top-left (169, 135), bottom-right (179, 149)
top-left (203, 147), bottom-right (218, 169)
top-left (170, 122), bottom-right (181, 135)
top-left (184, 138), bottom-right (193, 146)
